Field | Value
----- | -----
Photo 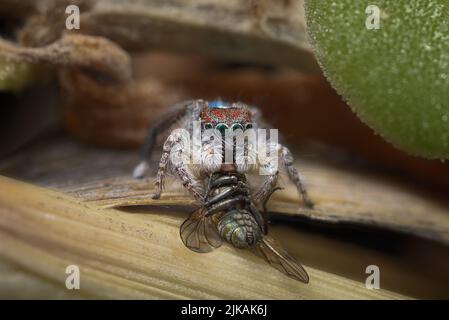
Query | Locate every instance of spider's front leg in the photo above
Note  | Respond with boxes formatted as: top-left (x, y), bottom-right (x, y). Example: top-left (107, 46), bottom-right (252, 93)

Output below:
top-left (153, 130), bottom-right (204, 202)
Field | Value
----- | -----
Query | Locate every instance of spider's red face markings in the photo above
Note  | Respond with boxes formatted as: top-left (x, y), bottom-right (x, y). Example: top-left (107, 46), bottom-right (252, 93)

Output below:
top-left (200, 101), bottom-right (252, 131)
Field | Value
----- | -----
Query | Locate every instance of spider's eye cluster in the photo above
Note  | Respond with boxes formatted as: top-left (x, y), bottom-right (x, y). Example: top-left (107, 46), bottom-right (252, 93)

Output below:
top-left (203, 122), bottom-right (253, 132)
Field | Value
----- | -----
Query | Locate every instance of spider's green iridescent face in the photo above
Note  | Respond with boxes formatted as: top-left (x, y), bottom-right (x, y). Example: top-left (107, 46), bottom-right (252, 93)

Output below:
top-left (200, 101), bottom-right (253, 133)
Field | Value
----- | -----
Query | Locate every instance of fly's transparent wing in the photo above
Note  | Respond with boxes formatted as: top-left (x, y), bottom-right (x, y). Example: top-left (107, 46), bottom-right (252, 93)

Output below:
top-left (180, 207), bottom-right (223, 253)
top-left (251, 236), bottom-right (309, 283)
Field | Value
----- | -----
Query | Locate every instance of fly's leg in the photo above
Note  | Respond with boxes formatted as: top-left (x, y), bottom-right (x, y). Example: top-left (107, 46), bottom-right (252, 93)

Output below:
top-left (254, 171), bottom-right (279, 204)
top-left (133, 99), bottom-right (203, 178)
top-left (279, 144), bottom-right (314, 208)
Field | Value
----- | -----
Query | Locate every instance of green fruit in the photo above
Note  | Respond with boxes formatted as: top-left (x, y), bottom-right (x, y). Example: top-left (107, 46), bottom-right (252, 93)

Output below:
top-left (305, 0), bottom-right (449, 159)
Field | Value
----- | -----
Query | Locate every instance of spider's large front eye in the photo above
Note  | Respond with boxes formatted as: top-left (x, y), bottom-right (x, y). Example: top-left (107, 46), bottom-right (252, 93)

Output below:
top-left (215, 123), bottom-right (229, 134)
top-left (204, 122), bottom-right (213, 130)
top-left (231, 123), bottom-right (244, 131)
top-left (245, 123), bottom-right (253, 130)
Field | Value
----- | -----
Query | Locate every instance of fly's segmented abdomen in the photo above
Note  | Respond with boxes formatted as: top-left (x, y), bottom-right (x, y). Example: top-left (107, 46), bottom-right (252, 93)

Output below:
top-left (205, 172), bottom-right (264, 248)
top-left (217, 210), bottom-right (260, 248)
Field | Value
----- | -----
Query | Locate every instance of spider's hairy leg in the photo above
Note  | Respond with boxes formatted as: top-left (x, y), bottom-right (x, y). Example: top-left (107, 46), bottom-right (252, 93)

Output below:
top-left (172, 165), bottom-right (204, 202)
top-left (152, 130), bottom-right (203, 201)
top-left (279, 144), bottom-right (314, 208)
top-left (152, 148), bottom-right (170, 200)
top-left (133, 99), bottom-right (203, 179)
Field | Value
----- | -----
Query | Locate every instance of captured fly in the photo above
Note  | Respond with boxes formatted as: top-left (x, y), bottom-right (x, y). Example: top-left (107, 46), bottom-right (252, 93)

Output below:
top-left (134, 99), bottom-right (313, 283)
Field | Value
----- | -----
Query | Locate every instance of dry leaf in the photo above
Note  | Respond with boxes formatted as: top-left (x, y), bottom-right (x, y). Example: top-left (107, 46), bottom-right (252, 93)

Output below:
top-left (0, 175), bottom-right (407, 299)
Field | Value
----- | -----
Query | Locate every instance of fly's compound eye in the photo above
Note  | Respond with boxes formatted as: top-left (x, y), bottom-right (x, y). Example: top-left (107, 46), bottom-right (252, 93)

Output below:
top-left (215, 123), bottom-right (229, 134)
top-left (245, 123), bottom-right (253, 130)
top-left (231, 123), bottom-right (244, 131)
top-left (204, 122), bottom-right (213, 130)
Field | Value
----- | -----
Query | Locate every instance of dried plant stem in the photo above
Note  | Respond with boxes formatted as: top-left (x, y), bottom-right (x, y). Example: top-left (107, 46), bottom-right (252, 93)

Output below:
top-left (0, 33), bottom-right (131, 83)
